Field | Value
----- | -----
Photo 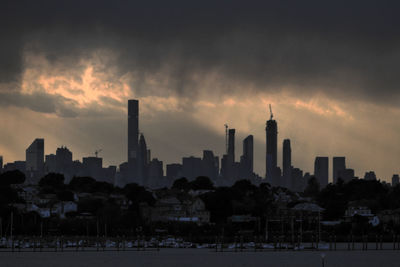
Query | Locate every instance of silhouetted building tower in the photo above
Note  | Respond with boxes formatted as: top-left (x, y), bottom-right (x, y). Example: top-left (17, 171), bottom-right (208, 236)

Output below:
top-left (166, 163), bottom-right (183, 180)
top-left (240, 135), bottom-right (254, 179)
top-left (228, 129), bottom-right (235, 164)
top-left (392, 174), bottom-right (399, 187)
top-left (0, 156), bottom-right (3, 173)
top-left (202, 150), bottom-right (219, 181)
top-left (364, 171), bottom-right (377, 181)
top-left (148, 158), bottom-right (163, 188)
top-left (282, 139), bottom-right (292, 188)
top-left (333, 157), bottom-right (346, 183)
top-left (137, 133), bottom-right (148, 185)
top-left (182, 156), bottom-right (202, 181)
top-left (266, 105), bottom-right (278, 182)
top-left (26, 138), bottom-right (45, 184)
top-left (314, 157), bottom-right (329, 188)
top-left (128, 99), bottom-right (139, 181)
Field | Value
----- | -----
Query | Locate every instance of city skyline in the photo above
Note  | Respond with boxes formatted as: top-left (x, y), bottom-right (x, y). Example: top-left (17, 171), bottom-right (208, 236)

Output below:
top-left (1, 98), bottom-right (398, 188)
top-left (1, 2), bottom-right (400, 183)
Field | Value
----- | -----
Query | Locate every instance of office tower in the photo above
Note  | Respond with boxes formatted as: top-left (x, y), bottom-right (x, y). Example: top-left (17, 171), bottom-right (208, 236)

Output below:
top-left (291, 167), bottom-right (304, 192)
top-left (26, 138), bottom-right (45, 183)
top-left (82, 156), bottom-right (102, 179)
top-left (266, 112), bottom-right (278, 182)
top-left (332, 157), bottom-right (346, 183)
top-left (182, 156), bottom-right (202, 181)
top-left (0, 156), bottom-right (3, 173)
top-left (56, 146), bottom-right (73, 172)
top-left (228, 129), bottom-right (235, 163)
top-left (202, 150), bottom-right (219, 181)
top-left (340, 168), bottom-right (354, 183)
top-left (314, 157), bottom-right (329, 188)
top-left (282, 139), bottom-right (291, 188)
top-left (148, 158), bottom-right (163, 188)
top-left (240, 135), bottom-right (253, 179)
top-left (392, 174), bottom-right (399, 186)
top-left (167, 163), bottom-right (183, 180)
top-left (128, 99), bottom-right (139, 180)
top-left (137, 134), bottom-right (148, 184)
top-left (45, 154), bottom-right (57, 173)
top-left (364, 171), bottom-right (377, 181)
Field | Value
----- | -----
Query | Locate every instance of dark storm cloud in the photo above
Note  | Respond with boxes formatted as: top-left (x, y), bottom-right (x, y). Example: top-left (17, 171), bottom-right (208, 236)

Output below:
top-left (1, 0), bottom-right (400, 104)
top-left (0, 91), bottom-right (78, 117)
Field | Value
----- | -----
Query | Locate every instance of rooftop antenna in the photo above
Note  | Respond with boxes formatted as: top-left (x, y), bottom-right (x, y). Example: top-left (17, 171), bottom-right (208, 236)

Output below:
top-left (269, 104), bottom-right (274, 120)
top-left (224, 124), bottom-right (228, 154)
top-left (95, 149), bottom-right (102, 158)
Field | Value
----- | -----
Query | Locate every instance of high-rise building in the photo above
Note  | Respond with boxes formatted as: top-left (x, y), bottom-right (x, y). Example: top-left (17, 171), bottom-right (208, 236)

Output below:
top-left (137, 133), bottom-right (148, 184)
top-left (45, 154), bottom-right (57, 173)
top-left (56, 146), bottom-right (73, 171)
top-left (266, 114), bottom-right (278, 182)
top-left (282, 139), bottom-right (291, 188)
top-left (148, 158), bottom-right (163, 188)
top-left (202, 150), bottom-right (219, 181)
top-left (182, 156), bottom-right (202, 181)
top-left (314, 157), bottom-right (329, 188)
top-left (339, 168), bottom-right (355, 183)
top-left (128, 99), bottom-right (139, 181)
top-left (364, 171), bottom-right (377, 181)
top-left (26, 138), bottom-right (44, 183)
top-left (333, 157), bottom-right (346, 184)
top-left (392, 174), bottom-right (399, 187)
top-left (0, 155), bottom-right (3, 173)
top-left (228, 129), bottom-right (235, 164)
top-left (82, 156), bottom-right (103, 178)
top-left (239, 135), bottom-right (254, 179)
top-left (166, 163), bottom-right (183, 180)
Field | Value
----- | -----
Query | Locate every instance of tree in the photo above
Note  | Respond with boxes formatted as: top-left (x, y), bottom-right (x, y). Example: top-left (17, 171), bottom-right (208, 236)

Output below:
top-left (172, 177), bottom-right (190, 191)
top-left (69, 176), bottom-right (96, 192)
top-left (39, 173), bottom-right (65, 189)
top-left (304, 176), bottom-right (320, 198)
top-left (0, 170), bottom-right (25, 185)
top-left (190, 176), bottom-right (214, 190)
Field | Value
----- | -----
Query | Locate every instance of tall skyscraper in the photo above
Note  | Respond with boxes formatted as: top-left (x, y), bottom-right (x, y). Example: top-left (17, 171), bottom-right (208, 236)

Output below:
top-left (137, 133), bottom-right (148, 184)
top-left (282, 139), bottom-right (291, 184)
top-left (26, 138), bottom-right (44, 183)
top-left (333, 157), bottom-right (346, 183)
top-left (314, 157), bottom-right (329, 188)
top-left (0, 155), bottom-right (3, 173)
top-left (241, 135), bottom-right (254, 175)
top-left (228, 129), bottom-right (235, 164)
top-left (266, 110), bottom-right (278, 181)
top-left (128, 99), bottom-right (139, 180)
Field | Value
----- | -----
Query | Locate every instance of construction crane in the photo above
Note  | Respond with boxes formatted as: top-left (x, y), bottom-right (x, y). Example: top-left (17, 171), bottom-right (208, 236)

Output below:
top-left (95, 149), bottom-right (102, 158)
top-left (269, 104), bottom-right (274, 120)
top-left (224, 124), bottom-right (229, 154)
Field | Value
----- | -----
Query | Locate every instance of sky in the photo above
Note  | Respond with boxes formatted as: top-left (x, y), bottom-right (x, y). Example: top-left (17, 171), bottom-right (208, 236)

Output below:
top-left (0, 0), bottom-right (400, 182)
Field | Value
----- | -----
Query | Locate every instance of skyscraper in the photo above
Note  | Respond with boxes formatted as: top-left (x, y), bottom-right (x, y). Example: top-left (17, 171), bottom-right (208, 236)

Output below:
top-left (241, 135), bottom-right (254, 177)
top-left (266, 111), bottom-right (278, 181)
top-left (228, 129), bottom-right (235, 164)
top-left (282, 139), bottom-right (291, 187)
top-left (333, 157), bottom-right (346, 183)
top-left (314, 157), bottom-right (329, 188)
top-left (26, 138), bottom-right (44, 183)
top-left (137, 133), bottom-right (148, 185)
top-left (128, 99), bottom-right (139, 181)
top-left (0, 155), bottom-right (3, 173)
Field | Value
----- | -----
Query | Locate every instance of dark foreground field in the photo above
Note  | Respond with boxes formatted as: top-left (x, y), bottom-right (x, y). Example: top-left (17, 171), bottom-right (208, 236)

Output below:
top-left (1, 249), bottom-right (400, 267)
